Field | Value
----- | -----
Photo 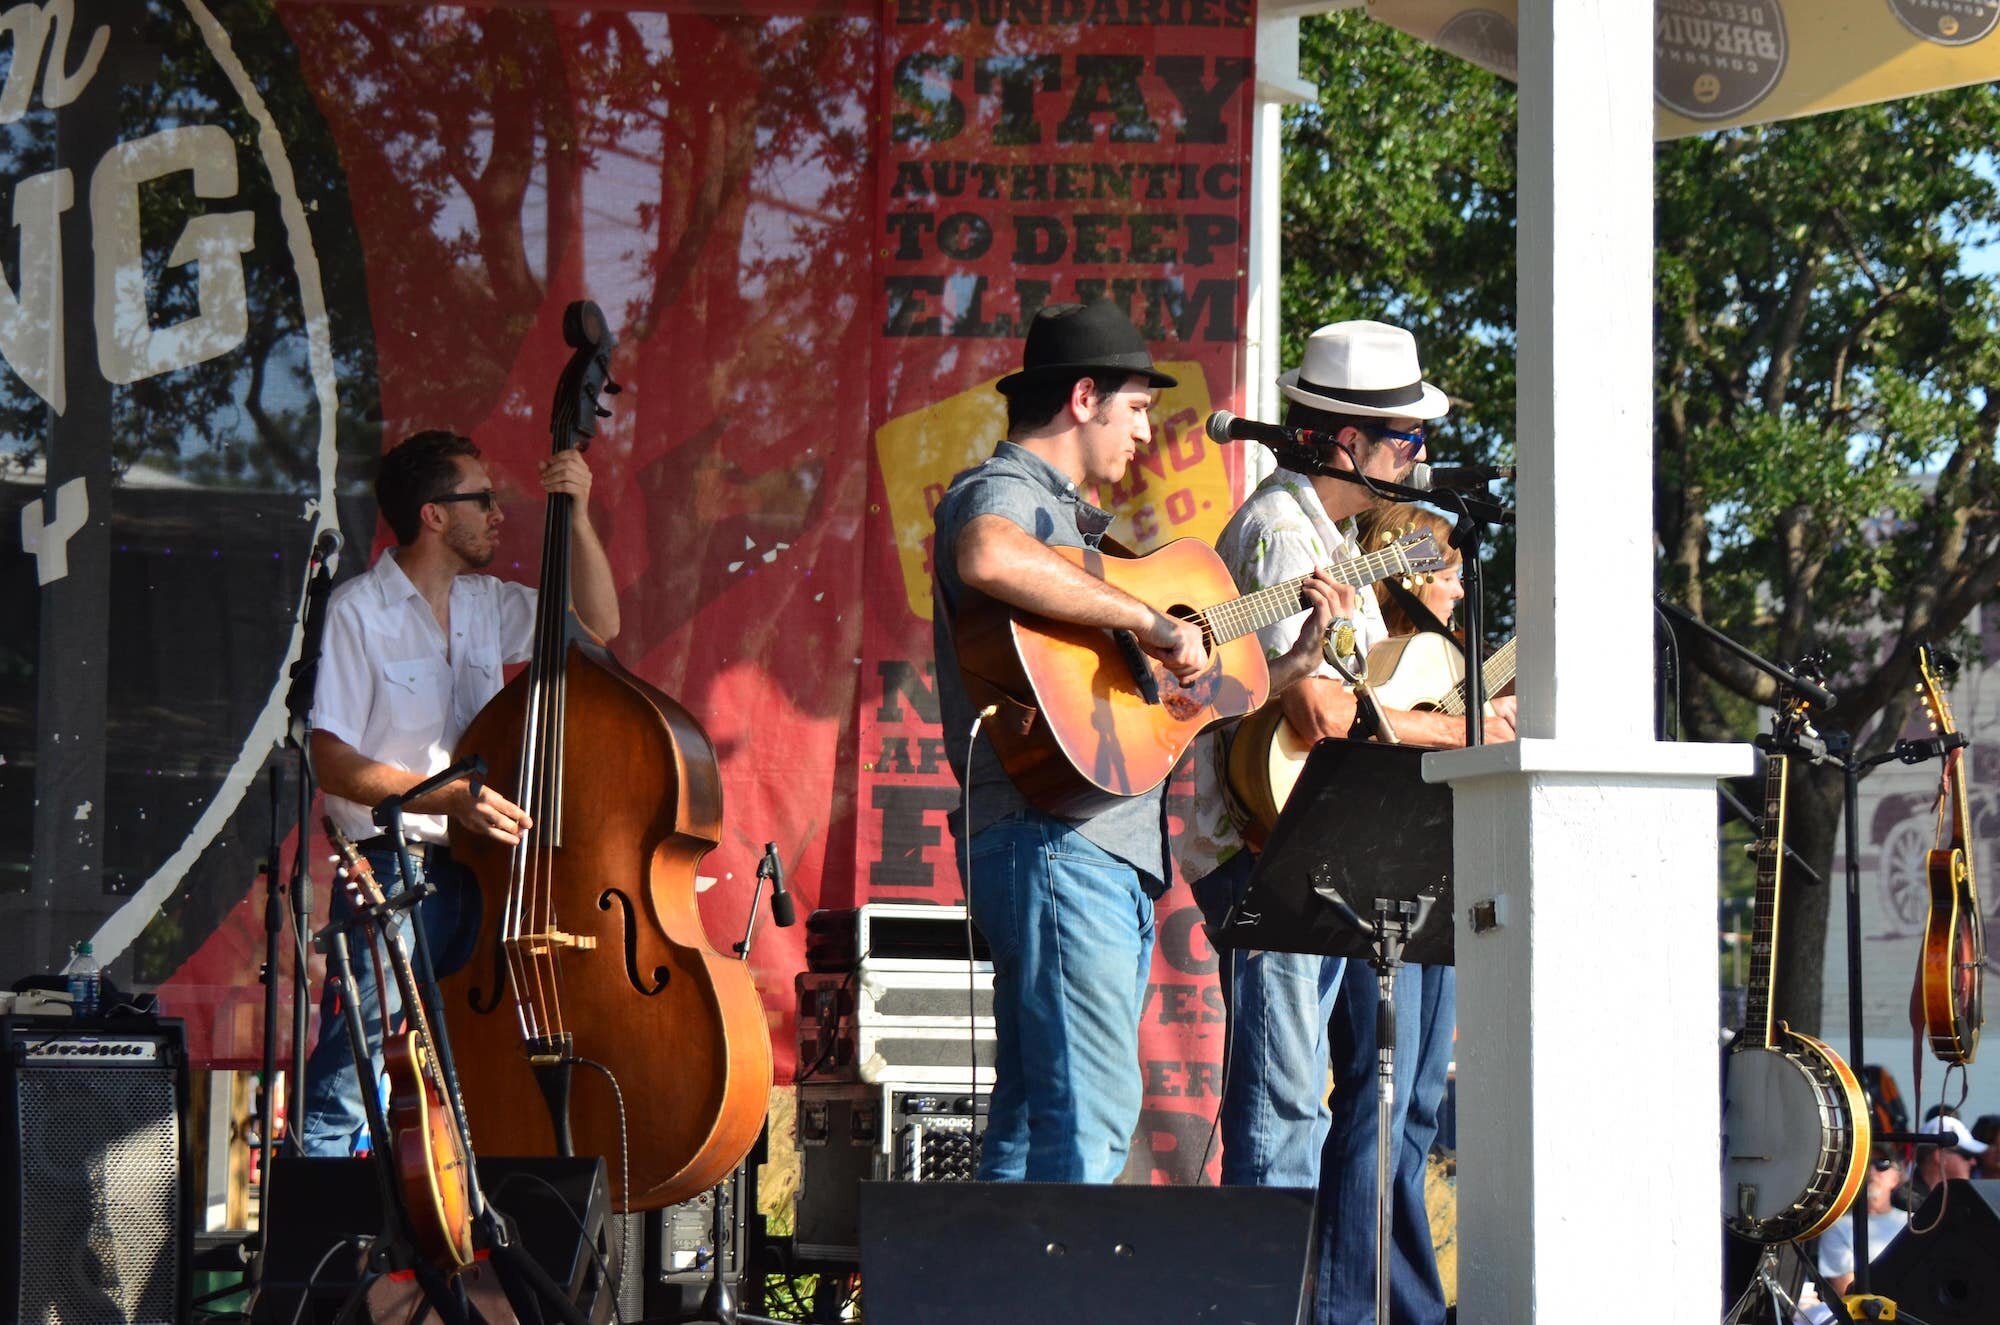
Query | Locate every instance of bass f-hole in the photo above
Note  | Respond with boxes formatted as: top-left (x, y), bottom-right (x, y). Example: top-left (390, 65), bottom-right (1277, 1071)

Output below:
top-left (599, 887), bottom-right (672, 995)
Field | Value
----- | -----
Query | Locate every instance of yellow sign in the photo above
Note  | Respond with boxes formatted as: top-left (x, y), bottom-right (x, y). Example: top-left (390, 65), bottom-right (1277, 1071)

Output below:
top-left (873, 360), bottom-right (1235, 622)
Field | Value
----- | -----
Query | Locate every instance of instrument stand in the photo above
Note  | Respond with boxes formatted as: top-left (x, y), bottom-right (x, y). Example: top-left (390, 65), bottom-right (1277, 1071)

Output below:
top-left (373, 772), bottom-right (598, 1325)
top-left (316, 920), bottom-right (475, 1325)
top-left (1722, 1244), bottom-right (1805, 1325)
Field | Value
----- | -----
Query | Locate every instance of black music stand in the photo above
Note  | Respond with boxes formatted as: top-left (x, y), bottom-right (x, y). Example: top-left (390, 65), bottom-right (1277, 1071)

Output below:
top-left (1217, 739), bottom-right (1454, 1325)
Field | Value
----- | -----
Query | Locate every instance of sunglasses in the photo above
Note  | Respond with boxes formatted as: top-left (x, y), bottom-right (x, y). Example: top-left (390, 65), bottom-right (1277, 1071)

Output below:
top-left (1374, 425), bottom-right (1426, 451)
top-left (430, 489), bottom-right (497, 512)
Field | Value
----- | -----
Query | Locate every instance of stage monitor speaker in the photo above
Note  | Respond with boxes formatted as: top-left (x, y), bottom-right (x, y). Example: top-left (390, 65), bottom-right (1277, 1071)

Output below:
top-left (858, 1180), bottom-right (1316, 1325)
top-left (0, 1015), bottom-right (191, 1325)
top-left (254, 1154), bottom-right (618, 1324)
top-left (1870, 1178), bottom-right (2000, 1325)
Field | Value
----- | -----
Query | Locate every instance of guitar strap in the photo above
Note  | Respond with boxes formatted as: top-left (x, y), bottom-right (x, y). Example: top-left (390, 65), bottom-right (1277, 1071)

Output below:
top-left (1384, 576), bottom-right (1455, 639)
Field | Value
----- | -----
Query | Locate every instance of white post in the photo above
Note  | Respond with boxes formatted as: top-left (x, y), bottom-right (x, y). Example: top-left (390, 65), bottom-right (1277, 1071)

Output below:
top-left (1423, 1), bottom-right (1749, 1320)
top-left (1246, 12), bottom-right (1317, 486)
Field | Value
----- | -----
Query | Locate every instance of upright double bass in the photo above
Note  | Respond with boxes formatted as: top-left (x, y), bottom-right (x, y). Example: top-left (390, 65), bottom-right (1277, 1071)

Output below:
top-left (442, 301), bottom-right (772, 1212)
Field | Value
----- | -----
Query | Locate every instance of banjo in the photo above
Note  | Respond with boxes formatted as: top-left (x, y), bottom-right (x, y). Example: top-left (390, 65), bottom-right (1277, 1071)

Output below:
top-left (1721, 703), bottom-right (1870, 1243)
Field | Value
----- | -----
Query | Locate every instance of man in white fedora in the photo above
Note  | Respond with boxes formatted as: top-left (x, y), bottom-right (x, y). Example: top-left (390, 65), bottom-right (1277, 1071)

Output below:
top-left (1182, 319), bottom-right (1514, 1324)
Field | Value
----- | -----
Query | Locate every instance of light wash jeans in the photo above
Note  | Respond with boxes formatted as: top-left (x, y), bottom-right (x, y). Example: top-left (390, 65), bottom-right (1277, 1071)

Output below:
top-left (966, 812), bottom-right (1156, 1183)
top-left (298, 846), bottom-right (480, 1158)
top-left (1192, 849), bottom-right (1345, 1188)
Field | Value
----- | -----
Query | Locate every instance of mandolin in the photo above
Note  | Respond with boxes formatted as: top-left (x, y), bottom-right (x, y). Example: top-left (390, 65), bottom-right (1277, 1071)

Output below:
top-left (1228, 633), bottom-right (1517, 835)
top-left (1720, 706), bottom-right (1869, 1243)
top-left (324, 821), bottom-right (475, 1270)
top-left (953, 530), bottom-right (1445, 818)
top-left (1915, 642), bottom-right (1985, 1064)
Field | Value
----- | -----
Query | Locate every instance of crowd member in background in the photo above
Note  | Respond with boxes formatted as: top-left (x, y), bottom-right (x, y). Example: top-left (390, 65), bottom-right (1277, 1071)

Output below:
top-left (1971, 1114), bottom-right (2000, 1179)
top-left (1909, 1113), bottom-right (1985, 1204)
top-left (1814, 1154), bottom-right (1905, 1300)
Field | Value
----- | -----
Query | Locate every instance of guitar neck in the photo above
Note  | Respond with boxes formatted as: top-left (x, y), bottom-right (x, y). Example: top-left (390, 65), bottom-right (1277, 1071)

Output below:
top-left (1744, 752), bottom-right (1789, 1048)
top-left (1440, 637), bottom-right (1518, 716)
top-left (1198, 546), bottom-right (1414, 645)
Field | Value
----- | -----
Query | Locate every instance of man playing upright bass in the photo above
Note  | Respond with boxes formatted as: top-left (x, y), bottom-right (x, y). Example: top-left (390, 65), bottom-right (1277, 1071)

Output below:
top-left (299, 429), bottom-right (620, 1157)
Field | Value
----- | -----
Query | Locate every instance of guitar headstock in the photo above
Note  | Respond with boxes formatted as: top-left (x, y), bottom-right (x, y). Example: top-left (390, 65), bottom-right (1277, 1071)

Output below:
top-left (1388, 530), bottom-right (1447, 578)
top-left (322, 817), bottom-right (389, 911)
top-left (1916, 642), bottom-right (1960, 739)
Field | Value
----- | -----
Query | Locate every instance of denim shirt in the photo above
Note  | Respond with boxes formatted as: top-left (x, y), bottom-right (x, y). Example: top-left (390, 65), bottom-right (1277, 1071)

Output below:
top-left (931, 441), bottom-right (1169, 891)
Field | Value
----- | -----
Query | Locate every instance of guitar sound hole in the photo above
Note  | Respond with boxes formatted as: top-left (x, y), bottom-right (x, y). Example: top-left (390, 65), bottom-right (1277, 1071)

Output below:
top-left (1169, 605), bottom-right (1214, 653)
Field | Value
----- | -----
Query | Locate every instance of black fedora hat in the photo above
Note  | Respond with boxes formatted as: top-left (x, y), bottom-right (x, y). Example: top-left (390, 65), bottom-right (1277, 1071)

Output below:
top-left (996, 301), bottom-right (1178, 396)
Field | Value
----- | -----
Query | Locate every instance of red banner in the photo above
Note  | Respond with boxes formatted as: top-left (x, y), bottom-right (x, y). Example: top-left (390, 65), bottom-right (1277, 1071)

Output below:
top-left (0, 0), bottom-right (1250, 1181)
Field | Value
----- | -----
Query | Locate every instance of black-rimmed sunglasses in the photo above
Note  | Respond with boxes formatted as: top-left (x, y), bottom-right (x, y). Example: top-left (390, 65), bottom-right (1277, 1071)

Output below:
top-left (430, 490), bottom-right (497, 512)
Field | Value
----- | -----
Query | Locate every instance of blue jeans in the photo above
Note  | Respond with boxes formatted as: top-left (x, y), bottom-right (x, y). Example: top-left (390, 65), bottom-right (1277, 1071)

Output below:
top-left (966, 813), bottom-right (1155, 1184)
top-left (1191, 849), bottom-right (1345, 1188)
top-left (299, 846), bottom-right (481, 1158)
top-left (1316, 957), bottom-right (1456, 1325)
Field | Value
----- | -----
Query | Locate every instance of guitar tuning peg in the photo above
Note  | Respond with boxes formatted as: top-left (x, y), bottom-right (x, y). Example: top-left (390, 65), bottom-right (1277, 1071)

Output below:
top-left (1400, 575), bottom-right (1414, 590)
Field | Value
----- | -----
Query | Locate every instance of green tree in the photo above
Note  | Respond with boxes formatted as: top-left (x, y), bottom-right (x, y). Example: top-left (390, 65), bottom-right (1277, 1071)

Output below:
top-left (1288, 14), bottom-right (2000, 1035)
top-left (1283, 13), bottom-right (1518, 632)
top-left (1656, 91), bottom-right (2000, 1033)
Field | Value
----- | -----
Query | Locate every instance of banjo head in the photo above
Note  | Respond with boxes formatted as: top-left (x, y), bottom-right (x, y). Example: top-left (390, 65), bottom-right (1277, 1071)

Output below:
top-left (1722, 1046), bottom-right (1839, 1236)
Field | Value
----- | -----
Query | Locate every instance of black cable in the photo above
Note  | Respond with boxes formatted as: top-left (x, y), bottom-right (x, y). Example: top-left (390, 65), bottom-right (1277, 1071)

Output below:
top-left (289, 1234), bottom-right (367, 1325)
top-left (487, 1168), bottom-right (624, 1322)
top-left (569, 1057), bottom-right (632, 1317)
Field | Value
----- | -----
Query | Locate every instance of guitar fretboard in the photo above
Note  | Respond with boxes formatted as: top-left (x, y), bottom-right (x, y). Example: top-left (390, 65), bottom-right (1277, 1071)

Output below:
top-left (1743, 752), bottom-right (1788, 1049)
top-left (1194, 545), bottom-right (1417, 646)
top-left (1440, 637), bottom-right (1518, 717)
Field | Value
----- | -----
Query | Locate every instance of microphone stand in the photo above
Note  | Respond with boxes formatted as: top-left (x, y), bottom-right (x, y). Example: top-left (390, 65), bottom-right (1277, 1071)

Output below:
top-left (369, 758), bottom-right (595, 1325)
top-left (1654, 606), bottom-right (1883, 1302)
top-left (257, 533), bottom-right (339, 1256)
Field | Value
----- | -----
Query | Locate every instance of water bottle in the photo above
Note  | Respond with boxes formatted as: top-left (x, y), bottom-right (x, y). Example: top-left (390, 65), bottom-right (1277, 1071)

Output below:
top-left (64, 941), bottom-right (101, 1018)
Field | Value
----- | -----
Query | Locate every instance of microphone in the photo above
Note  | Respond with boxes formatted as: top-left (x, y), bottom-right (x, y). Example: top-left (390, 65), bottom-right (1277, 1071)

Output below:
top-left (1407, 462), bottom-right (1514, 491)
top-left (1204, 410), bottom-right (1346, 450)
top-left (310, 527), bottom-right (344, 568)
top-left (759, 842), bottom-right (796, 928)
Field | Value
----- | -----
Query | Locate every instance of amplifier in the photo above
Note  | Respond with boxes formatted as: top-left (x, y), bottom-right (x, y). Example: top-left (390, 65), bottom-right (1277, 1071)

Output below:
top-left (1, 1015), bottom-right (191, 1325)
top-left (794, 1083), bottom-right (988, 1264)
top-left (796, 966), bottom-right (995, 1086)
top-left (805, 904), bottom-right (990, 972)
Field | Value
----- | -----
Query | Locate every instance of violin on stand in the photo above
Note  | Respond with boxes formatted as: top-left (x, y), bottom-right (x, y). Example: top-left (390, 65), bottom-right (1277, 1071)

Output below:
top-left (441, 301), bottom-right (773, 1212)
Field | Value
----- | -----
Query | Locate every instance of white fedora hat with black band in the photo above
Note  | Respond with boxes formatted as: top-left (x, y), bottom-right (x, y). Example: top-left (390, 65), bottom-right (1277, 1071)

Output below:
top-left (1277, 320), bottom-right (1449, 421)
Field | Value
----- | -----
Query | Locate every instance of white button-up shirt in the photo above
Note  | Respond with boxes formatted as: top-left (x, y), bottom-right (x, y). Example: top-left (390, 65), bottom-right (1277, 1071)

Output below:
top-left (313, 550), bottom-right (536, 844)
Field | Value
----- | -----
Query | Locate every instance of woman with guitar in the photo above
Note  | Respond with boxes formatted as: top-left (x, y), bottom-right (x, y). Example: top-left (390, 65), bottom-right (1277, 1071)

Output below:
top-left (1182, 320), bottom-right (1514, 1325)
top-left (932, 300), bottom-right (1350, 1185)
top-left (300, 428), bottom-right (620, 1158)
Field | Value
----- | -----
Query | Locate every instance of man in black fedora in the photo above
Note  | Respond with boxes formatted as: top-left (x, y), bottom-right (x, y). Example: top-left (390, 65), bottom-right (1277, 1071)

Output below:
top-left (929, 300), bottom-right (1350, 1183)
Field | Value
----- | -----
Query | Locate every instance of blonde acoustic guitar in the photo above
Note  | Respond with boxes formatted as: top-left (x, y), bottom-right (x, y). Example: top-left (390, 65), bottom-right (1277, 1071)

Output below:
top-left (1229, 633), bottom-right (1517, 837)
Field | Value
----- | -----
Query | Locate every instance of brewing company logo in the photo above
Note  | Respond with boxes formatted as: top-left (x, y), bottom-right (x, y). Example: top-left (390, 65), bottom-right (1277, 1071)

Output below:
top-left (1434, 10), bottom-right (1518, 82)
top-left (1887, 0), bottom-right (2000, 45)
top-left (1655, 0), bottom-right (1788, 122)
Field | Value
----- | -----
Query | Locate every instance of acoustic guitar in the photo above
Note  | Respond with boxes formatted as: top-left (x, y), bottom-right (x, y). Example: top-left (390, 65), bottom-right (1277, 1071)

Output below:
top-left (325, 821), bottom-right (476, 1269)
top-left (954, 531), bottom-right (1445, 817)
top-left (1228, 634), bottom-right (1517, 836)
top-left (1720, 710), bottom-right (1869, 1243)
top-left (1915, 643), bottom-right (1985, 1064)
